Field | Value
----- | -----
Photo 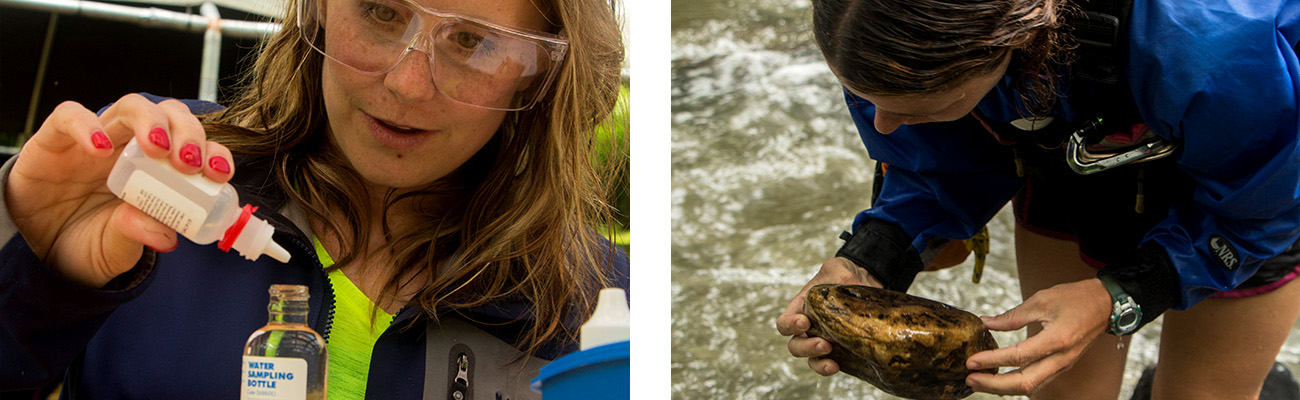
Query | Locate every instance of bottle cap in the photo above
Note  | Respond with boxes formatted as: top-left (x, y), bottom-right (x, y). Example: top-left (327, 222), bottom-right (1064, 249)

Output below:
top-left (580, 288), bottom-right (630, 350)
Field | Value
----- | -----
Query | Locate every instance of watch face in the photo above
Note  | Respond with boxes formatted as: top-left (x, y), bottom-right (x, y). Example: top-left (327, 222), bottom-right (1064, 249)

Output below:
top-left (1118, 311), bottom-right (1139, 328)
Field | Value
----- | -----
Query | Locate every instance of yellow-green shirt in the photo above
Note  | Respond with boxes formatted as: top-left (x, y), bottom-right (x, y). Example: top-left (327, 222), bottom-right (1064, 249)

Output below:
top-left (314, 236), bottom-right (395, 400)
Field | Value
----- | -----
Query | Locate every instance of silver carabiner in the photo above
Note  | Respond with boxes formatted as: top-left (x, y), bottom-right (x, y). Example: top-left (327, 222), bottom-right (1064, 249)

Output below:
top-left (1065, 131), bottom-right (1177, 175)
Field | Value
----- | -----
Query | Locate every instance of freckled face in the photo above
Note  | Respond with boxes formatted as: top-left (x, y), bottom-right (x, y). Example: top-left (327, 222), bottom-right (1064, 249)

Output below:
top-left (319, 0), bottom-right (550, 189)
top-left (839, 56), bottom-right (1010, 134)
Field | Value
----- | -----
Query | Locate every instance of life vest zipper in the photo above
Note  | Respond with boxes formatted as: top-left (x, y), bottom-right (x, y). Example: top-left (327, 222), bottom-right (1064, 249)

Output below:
top-left (284, 234), bottom-right (336, 342)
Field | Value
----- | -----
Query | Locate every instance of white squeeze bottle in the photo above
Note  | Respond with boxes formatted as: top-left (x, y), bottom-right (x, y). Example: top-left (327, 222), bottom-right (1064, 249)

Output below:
top-left (105, 137), bottom-right (291, 263)
top-left (580, 288), bottom-right (630, 350)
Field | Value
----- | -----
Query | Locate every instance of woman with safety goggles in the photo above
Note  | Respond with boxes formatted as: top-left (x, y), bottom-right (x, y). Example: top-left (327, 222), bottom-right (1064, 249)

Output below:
top-left (0, 0), bottom-right (627, 397)
top-left (775, 0), bottom-right (1300, 398)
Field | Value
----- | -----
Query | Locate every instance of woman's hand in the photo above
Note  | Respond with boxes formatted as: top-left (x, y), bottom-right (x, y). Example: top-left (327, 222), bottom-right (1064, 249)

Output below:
top-left (965, 278), bottom-right (1112, 395)
top-left (6, 94), bottom-right (235, 289)
top-left (775, 257), bottom-right (883, 376)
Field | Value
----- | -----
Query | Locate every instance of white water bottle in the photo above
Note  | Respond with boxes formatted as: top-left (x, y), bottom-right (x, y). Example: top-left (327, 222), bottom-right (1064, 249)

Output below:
top-left (105, 137), bottom-right (291, 263)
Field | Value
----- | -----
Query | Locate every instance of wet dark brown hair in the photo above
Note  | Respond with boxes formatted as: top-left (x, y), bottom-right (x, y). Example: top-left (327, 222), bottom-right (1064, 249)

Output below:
top-left (812, 0), bottom-right (1073, 114)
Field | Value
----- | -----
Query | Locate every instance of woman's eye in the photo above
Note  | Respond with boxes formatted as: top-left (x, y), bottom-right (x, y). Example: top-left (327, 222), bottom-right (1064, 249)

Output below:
top-left (364, 3), bottom-right (399, 22)
top-left (454, 31), bottom-right (484, 49)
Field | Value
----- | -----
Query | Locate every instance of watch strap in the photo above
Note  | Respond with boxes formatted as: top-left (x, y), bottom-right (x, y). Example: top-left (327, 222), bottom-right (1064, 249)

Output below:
top-left (1097, 273), bottom-right (1127, 302)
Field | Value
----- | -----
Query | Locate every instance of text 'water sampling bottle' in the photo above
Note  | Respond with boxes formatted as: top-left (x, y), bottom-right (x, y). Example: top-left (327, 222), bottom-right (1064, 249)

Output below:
top-left (106, 137), bottom-right (291, 263)
top-left (242, 284), bottom-right (328, 400)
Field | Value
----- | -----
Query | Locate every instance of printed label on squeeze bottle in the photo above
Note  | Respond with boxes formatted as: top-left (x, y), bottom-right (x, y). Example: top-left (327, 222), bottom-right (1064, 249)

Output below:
top-left (105, 137), bottom-right (291, 263)
top-left (120, 171), bottom-right (207, 237)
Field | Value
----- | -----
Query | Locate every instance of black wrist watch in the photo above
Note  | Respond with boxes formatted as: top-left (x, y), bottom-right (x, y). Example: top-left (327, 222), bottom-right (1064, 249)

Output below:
top-left (1098, 274), bottom-right (1142, 336)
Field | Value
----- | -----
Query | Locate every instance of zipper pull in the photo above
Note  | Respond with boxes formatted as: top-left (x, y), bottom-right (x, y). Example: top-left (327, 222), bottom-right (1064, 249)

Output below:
top-left (1013, 147), bottom-right (1025, 177)
top-left (964, 226), bottom-right (990, 284)
top-left (450, 353), bottom-right (470, 400)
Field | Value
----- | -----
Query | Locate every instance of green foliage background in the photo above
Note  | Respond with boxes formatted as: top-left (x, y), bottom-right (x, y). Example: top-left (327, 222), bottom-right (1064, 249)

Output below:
top-left (594, 84), bottom-right (631, 250)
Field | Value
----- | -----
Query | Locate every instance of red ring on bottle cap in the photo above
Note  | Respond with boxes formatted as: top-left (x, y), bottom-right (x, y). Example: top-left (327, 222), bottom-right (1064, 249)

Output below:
top-left (218, 204), bottom-right (258, 252)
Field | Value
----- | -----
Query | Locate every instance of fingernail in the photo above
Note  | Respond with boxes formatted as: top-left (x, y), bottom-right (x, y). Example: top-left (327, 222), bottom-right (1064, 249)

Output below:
top-left (91, 131), bottom-right (112, 149)
top-left (209, 156), bottom-right (230, 174)
top-left (180, 144), bottom-right (202, 168)
top-left (145, 242), bottom-right (178, 253)
top-left (149, 127), bottom-right (170, 150)
top-left (968, 361), bottom-right (980, 370)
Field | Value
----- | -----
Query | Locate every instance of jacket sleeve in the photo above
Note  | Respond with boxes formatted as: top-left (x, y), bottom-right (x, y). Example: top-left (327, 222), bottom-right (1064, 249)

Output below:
top-left (840, 89), bottom-right (1023, 291)
top-left (0, 154), bottom-right (157, 391)
top-left (1125, 0), bottom-right (1300, 310)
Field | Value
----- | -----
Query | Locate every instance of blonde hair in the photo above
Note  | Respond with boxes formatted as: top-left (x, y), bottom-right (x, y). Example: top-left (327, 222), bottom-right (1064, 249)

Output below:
top-left (207, 0), bottom-right (625, 355)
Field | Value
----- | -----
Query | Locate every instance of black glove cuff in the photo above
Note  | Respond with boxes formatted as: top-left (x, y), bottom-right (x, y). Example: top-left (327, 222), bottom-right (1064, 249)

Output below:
top-left (1097, 243), bottom-right (1181, 331)
top-left (835, 219), bottom-right (924, 292)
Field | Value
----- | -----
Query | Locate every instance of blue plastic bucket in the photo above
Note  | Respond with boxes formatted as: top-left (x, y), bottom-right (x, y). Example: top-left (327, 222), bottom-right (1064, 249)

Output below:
top-left (530, 340), bottom-right (630, 399)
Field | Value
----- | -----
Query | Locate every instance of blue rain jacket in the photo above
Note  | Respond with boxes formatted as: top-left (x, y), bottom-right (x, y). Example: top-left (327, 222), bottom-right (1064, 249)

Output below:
top-left (847, 0), bottom-right (1300, 310)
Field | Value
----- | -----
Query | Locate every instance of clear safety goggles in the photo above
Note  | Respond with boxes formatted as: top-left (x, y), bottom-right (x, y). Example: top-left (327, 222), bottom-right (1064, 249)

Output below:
top-left (298, 0), bottom-right (568, 111)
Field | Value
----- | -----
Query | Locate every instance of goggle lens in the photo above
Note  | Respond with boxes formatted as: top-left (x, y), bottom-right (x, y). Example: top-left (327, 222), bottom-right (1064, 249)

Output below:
top-left (299, 0), bottom-right (568, 110)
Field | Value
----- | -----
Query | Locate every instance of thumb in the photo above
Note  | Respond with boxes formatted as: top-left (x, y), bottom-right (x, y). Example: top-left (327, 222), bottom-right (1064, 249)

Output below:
top-left (981, 304), bottom-right (1039, 332)
top-left (109, 202), bottom-right (179, 254)
top-left (44, 202), bottom-right (174, 289)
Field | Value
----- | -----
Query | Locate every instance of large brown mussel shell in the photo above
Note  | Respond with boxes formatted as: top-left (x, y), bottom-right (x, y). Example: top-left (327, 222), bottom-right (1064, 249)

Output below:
top-left (804, 284), bottom-right (998, 400)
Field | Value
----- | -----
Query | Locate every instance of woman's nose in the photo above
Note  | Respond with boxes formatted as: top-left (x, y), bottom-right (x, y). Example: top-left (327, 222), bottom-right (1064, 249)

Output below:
top-left (873, 110), bottom-right (908, 134)
top-left (383, 50), bottom-right (439, 103)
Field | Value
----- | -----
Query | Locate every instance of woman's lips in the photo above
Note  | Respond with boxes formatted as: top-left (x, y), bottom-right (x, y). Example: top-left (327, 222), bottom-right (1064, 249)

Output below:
top-left (365, 113), bottom-right (435, 150)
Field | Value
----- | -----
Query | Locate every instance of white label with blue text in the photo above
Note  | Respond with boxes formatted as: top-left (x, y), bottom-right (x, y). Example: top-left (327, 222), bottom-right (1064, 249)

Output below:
top-left (241, 356), bottom-right (307, 399)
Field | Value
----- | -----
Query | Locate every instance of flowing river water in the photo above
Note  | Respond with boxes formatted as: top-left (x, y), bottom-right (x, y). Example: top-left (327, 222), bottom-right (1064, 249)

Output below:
top-left (668, 0), bottom-right (1300, 398)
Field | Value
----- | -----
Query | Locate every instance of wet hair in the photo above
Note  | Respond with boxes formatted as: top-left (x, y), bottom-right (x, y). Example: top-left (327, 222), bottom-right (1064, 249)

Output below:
top-left (205, 0), bottom-right (624, 356)
top-left (812, 0), bottom-right (1072, 114)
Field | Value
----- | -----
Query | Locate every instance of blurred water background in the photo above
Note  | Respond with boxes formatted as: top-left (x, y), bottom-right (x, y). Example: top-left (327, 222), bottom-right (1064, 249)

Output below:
top-left (668, 0), bottom-right (1300, 398)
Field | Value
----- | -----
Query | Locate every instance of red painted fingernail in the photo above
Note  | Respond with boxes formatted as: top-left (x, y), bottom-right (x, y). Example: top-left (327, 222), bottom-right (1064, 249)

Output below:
top-left (91, 131), bottom-right (112, 149)
top-left (180, 144), bottom-right (202, 168)
top-left (149, 127), bottom-right (170, 150)
top-left (209, 156), bottom-right (230, 174)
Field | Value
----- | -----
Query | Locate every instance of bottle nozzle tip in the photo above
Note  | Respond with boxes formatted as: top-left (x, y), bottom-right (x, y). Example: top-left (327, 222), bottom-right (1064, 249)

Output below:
top-left (265, 241), bottom-right (292, 263)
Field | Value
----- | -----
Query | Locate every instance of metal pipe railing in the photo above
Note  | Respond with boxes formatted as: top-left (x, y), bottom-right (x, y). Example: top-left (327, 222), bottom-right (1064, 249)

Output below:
top-left (3, 0), bottom-right (284, 129)
top-left (22, 12), bottom-right (58, 141)
top-left (0, 0), bottom-right (280, 39)
top-left (198, 2), bottom-right (222, 101)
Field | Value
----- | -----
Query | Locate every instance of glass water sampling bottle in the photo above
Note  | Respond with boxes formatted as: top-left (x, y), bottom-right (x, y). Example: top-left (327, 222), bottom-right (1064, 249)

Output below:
top-left (242, 284), bottom-right (328, 400)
